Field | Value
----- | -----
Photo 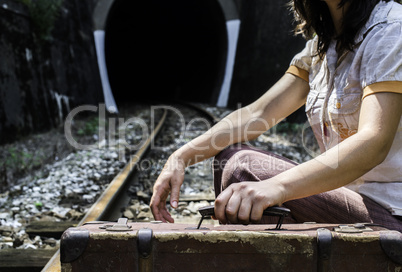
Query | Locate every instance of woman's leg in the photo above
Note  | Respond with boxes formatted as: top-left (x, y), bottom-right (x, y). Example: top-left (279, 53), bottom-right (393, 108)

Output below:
top-left (213, 144), bottom-right (402, 232)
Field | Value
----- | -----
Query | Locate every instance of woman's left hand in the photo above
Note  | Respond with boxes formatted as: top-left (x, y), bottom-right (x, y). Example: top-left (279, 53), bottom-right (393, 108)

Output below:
top-left (214, 180), bottom-right (285, 225)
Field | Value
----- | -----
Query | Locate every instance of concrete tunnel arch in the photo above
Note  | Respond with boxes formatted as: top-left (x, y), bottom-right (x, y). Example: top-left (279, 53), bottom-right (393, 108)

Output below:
top-left (93, 0), bottom-right (240, 112)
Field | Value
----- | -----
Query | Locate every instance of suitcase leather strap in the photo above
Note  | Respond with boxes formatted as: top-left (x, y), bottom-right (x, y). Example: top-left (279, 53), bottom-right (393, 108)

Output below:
top-left (138, 228), bottom-right (153, 272)
top-left (317, 228), bottom-right (332, 272)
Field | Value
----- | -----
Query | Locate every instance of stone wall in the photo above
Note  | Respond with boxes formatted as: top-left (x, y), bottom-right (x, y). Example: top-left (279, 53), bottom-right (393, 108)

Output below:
top-left (229, 0), bottom-right (307, 121)
top-left (0, 0), bottom-right (102, 144)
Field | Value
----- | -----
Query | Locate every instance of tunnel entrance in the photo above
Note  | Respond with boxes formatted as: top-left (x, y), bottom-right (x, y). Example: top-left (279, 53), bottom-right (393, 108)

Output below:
top-left (104, 0), bottom-right (228, 104)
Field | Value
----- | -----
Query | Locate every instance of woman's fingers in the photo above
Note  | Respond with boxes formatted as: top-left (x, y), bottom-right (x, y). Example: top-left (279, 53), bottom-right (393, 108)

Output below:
top-left (250, 203), bottom-right (264, 223)
top-left (150, 182), bottom-right (171, 222)
top-left (214, 186), bottom-right (234, 224)
top-left (150, 156), bottom-right (185, 223)
top-left (237, 201), bottom-right (253, 225)
top-left (158, 202), bottom-right (174, 223)
top-left (150, 172), bottom-right (176, 222)
top-left (169, 173), bottom-right (183, 210)
top-left (215, 182), bottom-right (271, 225)
top-left (225, 194), bottom-right (242, 224)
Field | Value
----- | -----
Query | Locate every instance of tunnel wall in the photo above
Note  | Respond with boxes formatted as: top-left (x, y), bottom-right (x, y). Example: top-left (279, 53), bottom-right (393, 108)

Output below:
top-left (229, 0), bottom-right (306, 121)
top-left (0, 0), bottom-right (102, 144)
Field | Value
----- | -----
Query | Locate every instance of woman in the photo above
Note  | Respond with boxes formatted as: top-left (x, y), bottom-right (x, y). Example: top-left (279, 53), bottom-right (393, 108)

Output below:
top-left (150, 0), bottom-right (402, 231)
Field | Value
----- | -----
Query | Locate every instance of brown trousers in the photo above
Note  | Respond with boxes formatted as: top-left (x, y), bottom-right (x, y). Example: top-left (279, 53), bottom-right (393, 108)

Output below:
top-left (213, 144), bottom-right (402, 232)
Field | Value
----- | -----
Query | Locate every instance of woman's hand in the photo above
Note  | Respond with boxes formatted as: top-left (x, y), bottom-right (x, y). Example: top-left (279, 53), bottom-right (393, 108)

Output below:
top-left (150, 154), bottom-right (185, 223)
top-left (214, 180), bottom-right (286, 225)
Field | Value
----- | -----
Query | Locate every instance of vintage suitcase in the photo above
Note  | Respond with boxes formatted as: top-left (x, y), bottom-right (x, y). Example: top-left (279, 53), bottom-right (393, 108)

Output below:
top-left (60, 209), bottom-right (402, 272)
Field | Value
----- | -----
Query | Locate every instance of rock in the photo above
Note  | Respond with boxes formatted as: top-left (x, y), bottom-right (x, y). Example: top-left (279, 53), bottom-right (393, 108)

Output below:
top-left (65, 209), bottom-right (84, 220)
top-left (136, 211), bottom-right (152, 220)
top-left (136, 191), bottom-right (150, 200)
top-left (72, 188), bottom-right (84, 194)
top-left (0, 212), bottom-right (10, 220)
top-left (1, 243), bottom-right (13, 249)
top-left (10, 237), bottom-right (25, 248)
top-left (123, 210), bottom-right (135, 219)
top-left (82, 194), bottom-right (94, 202)
top-left (1, 236), bottom-right (14, 243)
top-left (21, 244), bottom-right (37, 249)
top-left (38, 215), bottom-right (58, 222)
top-left (43, 237), bottom-right (58, 247)
top-left (182, 209), bottom-right (191, 216)
top-left (128, 203), bottom-right (140, 214)
top-left (11, 206), bottom-right (20, 213)
top-left (90, 184), bottom-right (100, 191)
top-left (0, 225), bottom-right (13, 236)
top-left (93, 173), bottom-right (101, 180)
top-left (140, 204), bottom-right (150, 212)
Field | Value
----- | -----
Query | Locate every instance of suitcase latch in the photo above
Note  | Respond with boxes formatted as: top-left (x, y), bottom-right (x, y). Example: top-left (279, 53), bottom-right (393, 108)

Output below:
top-left (334, 224), bottom-right (373, 233)
top-left (102, 218), bottom-right (133, 232)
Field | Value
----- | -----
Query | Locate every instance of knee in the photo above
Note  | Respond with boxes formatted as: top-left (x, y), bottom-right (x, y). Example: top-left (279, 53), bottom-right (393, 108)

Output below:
top-left (212, 145), bottom-right (244, 174)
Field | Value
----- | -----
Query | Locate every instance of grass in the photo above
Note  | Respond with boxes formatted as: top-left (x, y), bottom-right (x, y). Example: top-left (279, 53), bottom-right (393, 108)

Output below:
top-left (1, 146), bottom-right (44, 172)
top-left (16, 0), bottom-right (64, 40)
top-left (77, 117), bottom-right (100, 136)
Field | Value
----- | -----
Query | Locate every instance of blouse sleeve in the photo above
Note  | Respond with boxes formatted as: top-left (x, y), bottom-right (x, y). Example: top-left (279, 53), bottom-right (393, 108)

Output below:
top-left (360, 21), bottom-right (402, 98)
top-left (286, 37), bottom-right (317, 83)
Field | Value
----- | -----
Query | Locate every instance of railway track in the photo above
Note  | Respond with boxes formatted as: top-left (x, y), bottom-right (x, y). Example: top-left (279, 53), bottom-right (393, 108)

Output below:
top-left (7, 102), bottom-right (219, 272)
top-left (1, 102), bottom-right (315, 271)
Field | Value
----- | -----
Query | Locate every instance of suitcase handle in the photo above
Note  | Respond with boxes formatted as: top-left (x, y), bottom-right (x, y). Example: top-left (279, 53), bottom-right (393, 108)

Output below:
top-left (197, 205), bottom-right (290, 230)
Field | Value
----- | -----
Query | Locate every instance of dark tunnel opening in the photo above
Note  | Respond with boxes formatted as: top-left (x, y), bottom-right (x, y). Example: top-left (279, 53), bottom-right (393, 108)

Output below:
top-left (104, 0), bottom-right (228, 104)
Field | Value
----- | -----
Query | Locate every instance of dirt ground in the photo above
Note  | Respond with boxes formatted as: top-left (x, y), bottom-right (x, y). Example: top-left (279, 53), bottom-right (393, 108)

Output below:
top-left (0, 115), bottom-right (99, 193)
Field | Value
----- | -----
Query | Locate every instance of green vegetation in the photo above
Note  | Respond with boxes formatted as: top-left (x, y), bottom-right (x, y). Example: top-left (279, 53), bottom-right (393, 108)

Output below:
top-left (0, 146), bottom-right (44, 171)
top-left (34, 201), bottom-right (43, 210)
top-left (77, 117), bottom-right (100, 136)
top-left (273, 121), bottom-right (304, 135)
top-left (17, 0), bottom-right (64, 40)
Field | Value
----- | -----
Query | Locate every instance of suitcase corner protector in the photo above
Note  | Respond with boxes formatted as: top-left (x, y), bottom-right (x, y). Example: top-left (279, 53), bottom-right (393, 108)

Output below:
top-left (60, 227), bottom-right (90, 263)
top-left (380, 230), bottom-right (402, 265)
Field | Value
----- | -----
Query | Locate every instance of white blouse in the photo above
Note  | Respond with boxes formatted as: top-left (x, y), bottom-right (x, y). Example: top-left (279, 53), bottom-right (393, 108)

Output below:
top-left (288, 1), bottom-right (402, 215)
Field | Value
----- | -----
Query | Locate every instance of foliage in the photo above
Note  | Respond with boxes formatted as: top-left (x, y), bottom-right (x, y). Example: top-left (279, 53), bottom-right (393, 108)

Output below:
top-left (77, 117), bottom-right (100, 136)
top-left (0, 146), bottom-right (44, 172)
top-left (17, 0), bottom-right (64, 40)
top-left (34, 201), bottom-right (43, 210)
top-left (273, 121), bottom-right (304, 135)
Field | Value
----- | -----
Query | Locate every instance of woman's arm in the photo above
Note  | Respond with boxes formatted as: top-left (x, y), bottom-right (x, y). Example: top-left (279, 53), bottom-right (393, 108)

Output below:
top-left (150, 74), bottom-right (310, 222)
top-left (215, 92), bottom-right (402, 224)
top-left (176, 73), bottom-right (309, 164)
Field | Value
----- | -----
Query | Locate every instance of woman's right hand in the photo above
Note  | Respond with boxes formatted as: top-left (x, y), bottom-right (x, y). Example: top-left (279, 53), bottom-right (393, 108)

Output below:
top-left (150, 154), bottom-right (185, 223)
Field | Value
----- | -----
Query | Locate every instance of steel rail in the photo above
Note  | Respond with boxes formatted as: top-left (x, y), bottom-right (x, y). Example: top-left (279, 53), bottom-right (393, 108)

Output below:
top-left (41, 108), bottom-right (168, 272)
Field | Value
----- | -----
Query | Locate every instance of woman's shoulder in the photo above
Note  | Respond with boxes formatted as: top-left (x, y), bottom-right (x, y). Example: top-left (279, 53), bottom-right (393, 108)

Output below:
top-left (361, 2), bottom-right (402, 44)
top-left (356, 1), bottom-right (402, 43)
top-left (373, 1), bottom-right (402, 29)
top-left (387, 1), bottom-right (402, 23)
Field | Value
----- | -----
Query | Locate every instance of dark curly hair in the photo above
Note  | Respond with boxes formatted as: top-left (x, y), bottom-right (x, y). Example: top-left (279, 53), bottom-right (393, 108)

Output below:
top-left (289, 0), bottom-right (398, 58)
